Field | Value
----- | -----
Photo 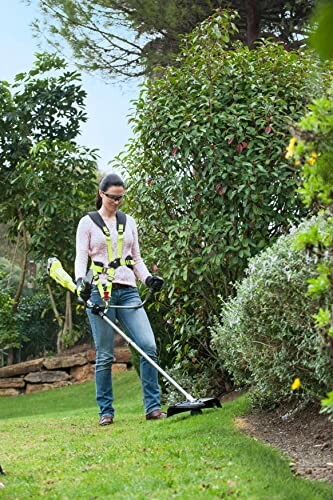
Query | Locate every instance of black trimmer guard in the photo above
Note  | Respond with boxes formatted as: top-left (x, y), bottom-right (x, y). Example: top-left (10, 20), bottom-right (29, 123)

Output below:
top-left (167, 397), bottom-right (222, 417)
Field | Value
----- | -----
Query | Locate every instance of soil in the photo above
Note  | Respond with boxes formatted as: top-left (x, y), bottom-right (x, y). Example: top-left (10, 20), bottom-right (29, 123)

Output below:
top-left (228, 394), bottom-right (333, 483)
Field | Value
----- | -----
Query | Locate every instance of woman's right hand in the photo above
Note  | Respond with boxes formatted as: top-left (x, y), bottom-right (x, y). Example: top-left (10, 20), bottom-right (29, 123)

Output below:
top-left (76, 278), bottom-right (92, 302)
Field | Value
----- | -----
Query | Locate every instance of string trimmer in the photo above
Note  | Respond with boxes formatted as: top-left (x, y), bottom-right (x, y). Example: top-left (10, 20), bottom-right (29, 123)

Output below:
top-left (47, 258), bottom-right (222, 417)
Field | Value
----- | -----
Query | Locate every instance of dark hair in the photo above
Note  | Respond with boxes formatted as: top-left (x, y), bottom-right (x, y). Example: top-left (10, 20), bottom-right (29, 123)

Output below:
top-left (96, 173), bottom-right (125, 209)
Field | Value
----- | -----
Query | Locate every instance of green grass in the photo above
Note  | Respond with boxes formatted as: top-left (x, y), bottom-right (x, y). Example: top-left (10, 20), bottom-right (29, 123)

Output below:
top-left (0, 371), bottom-right (332, 499)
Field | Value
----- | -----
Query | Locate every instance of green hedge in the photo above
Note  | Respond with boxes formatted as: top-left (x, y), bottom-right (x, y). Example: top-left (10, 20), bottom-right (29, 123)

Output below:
top-left (211, 216), bottom-right (333, 408)
top-left (118, 10), bottom-right (331, 391)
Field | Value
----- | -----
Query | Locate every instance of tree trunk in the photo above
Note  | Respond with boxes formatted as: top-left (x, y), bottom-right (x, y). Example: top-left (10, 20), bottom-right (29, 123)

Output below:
top-left (245, 0), bottom-right (260, 47)
top-left (7, 349), bottom-right (14, 365)
top-left (47, 283), bottom-right (63, 327)
top-left (47, 286), bottom-right (73, 354)
top-left (66, 291), bottom-right (73, 337)
top-left (12, 209), bottom-right (29, 313)
top-left (59, 291), bottom-right (73, 353)
top-left (47, 283), bottom-right (64, 354)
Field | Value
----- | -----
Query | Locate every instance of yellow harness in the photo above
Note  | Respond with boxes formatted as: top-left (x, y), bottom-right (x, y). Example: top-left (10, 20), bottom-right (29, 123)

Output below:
top-left (88, 211), bottom-right (134, 304)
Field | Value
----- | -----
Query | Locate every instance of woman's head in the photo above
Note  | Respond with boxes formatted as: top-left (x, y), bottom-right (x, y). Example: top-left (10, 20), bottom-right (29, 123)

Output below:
top-left (96, 173), bottom-right (125, 209)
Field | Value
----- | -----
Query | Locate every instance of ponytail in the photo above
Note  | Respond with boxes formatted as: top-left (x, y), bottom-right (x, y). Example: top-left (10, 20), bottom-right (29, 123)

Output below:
top-left (95, 192), bottom-right (103, 209)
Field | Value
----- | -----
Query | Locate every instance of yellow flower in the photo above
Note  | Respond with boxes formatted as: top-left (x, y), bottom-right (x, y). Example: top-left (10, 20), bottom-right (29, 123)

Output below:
top-left (291, 378), bottom-right (301, 391)
top-left (308, 152), bottom-right (318, 165)
top-left (285, 137), bottom-right (297, 159)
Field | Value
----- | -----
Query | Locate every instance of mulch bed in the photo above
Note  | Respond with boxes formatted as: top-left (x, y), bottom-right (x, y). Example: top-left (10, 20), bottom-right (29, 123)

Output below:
top-left (234, 401), bottom-right (333, 483)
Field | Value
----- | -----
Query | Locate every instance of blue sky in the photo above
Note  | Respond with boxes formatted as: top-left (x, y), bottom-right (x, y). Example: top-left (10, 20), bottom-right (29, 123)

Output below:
top-left (0, 0), bottom-right (139, 172)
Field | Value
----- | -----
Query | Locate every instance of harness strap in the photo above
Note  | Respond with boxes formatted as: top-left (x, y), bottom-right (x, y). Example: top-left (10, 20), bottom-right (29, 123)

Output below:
top-left (87, 211), bottom-right (134, 302)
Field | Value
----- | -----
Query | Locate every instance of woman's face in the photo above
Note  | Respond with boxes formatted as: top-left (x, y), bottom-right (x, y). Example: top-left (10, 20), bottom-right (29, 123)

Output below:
top-left (100, 185), bottom-right (125, 208)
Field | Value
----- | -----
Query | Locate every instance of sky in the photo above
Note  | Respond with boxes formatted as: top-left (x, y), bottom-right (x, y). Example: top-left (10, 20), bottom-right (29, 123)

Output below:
top-left (0, 0), bottom-right (140, 173)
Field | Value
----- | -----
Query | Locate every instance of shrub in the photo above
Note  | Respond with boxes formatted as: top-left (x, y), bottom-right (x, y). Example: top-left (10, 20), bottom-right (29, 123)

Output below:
top-left (211, 216), bottom-right (333, 408)
top-left (0, 285), bottom-right (20, 351)
top-left (16, 291), bottom-right (91, 361)
top-left (117, 10), bottom-right (331, 391)
top-left (16, 292), bottom-right (58, 359)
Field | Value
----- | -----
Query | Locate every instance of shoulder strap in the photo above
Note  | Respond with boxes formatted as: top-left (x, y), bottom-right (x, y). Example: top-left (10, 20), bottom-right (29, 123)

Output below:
top-left (115, 210), bottom-right (126, 232)
top-left (87, 211), bottom-right (126, 233)
top-left (87, 211), bottom-right (107, 233)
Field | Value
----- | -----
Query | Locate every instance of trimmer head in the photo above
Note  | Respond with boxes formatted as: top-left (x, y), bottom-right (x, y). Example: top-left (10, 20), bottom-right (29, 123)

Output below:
top-left (167, 397), bottom-right (222, 417)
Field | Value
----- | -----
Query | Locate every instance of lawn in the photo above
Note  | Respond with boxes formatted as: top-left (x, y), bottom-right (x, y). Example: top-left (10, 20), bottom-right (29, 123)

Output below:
top-left (0, 370), bottom-right (332, 499)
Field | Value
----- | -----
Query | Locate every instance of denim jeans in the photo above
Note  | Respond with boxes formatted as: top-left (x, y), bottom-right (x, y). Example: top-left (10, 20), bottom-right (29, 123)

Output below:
top-left (86, 286), bottom-right (161, 417)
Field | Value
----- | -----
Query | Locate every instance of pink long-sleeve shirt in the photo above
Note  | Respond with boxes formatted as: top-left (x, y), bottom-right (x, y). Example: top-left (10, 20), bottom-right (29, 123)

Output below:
top-left (75, 212), bottom-right (151, 287)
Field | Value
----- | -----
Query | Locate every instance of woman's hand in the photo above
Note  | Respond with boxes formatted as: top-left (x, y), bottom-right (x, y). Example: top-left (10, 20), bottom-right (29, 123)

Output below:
top-left (145, 275), bottom-right (164, 292)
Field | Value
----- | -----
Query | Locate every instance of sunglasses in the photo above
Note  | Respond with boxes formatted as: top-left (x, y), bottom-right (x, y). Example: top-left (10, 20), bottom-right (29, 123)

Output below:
top-left (102, 192), bottom-right (125, 201)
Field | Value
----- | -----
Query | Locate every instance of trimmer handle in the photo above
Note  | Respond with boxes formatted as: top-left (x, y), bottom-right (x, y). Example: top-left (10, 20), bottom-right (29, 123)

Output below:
top-left (47, 257), bottom-right (76, 294)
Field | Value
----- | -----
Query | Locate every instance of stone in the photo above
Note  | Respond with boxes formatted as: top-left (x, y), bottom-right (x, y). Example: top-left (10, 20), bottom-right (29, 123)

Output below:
top-left (112, 363), bottom-right (127, 373)
top-left (114, 347), bottom-right (131, 363)
top-left (114, 333), bottom-right (126, 347)
top-left (70, 364), bottom-right (95, 382)
top-left (0, 388), bottom-right (20, 396)
top-left (86, 349), bottom-right (96, 363)
top-left (43, 354), bottom-right (87, 370)
top-left (0, 358), bottom-right (44, 378)
top-left (85, 347), bottom-right (131, 363)
top-left (24, 371), bottom-right (70, 384)
top-left (0, 377), bottom-right (25, 389)
top-left (25, 381), bottom-right (71, 394)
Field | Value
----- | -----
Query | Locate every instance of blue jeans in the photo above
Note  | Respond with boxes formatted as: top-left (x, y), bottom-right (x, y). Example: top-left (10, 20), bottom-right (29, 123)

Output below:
top-left (86, 286), bottom-right (161, 417)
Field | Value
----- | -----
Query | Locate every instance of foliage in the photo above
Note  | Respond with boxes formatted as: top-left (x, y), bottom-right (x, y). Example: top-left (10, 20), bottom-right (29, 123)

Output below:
top-left (0, 274), bottom-right (20, 350)
top-left (287, 6), bottom-right (333, 415)
top-left (0, 53), bottom-right (98, 354)
top-left (0, 257), bottom-right (25, 293)
top-left (116, 11), bottom-right (329, 392)
top-left (309, 0), bottom-right (333, 60)
top-left (16, 139), bottom-right (97, 269)
top-left (321, 391), bottom-right (333, 421)
top-left (0, 53), bottom-right (97, 303)
top-left (16, 292), bottom-right (58, 359)
top-left (211, 217), bottom-right (333, 408)
top-left (287, 86), bottom-right (333, 352)
top-left (15, 290), bottom-right (91, 360)
top-left (229, 0), bottom-right (315, 47)
top-left (30, 1), bottom-right (316, 80)
top-left (0, 53), bottom-right (97, 266)
top-left (1, 373), bottom-right (333, 498)
top-left (0, 224), bottom-right (23, 267)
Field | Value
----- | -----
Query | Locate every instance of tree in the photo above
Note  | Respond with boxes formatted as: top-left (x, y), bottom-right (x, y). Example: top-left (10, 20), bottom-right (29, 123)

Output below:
top-left (0, 53), bottom-right (98, 354)
top-left (30, 0), bottom-right (316, 80)
top-left (114, 11), bottom-right (330, 395)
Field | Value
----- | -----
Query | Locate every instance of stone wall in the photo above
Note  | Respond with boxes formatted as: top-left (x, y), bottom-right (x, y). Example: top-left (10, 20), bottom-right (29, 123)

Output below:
top-left (0, 346), bottom-right (132, 396)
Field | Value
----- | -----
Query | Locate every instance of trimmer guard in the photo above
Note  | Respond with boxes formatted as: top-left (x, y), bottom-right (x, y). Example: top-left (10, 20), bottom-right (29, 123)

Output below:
top-left (167, 397), bottom-right (222, 417)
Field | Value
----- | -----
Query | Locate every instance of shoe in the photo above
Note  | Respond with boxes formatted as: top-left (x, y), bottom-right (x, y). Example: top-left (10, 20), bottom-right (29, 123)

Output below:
top-left (99, 415), bottom-right (114, 426)
top-left (146, 409), bottom-right (167, 420)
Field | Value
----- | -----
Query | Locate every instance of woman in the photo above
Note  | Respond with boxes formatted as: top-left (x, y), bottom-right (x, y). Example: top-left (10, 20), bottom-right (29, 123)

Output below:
top-left (75, 173), bottom-right (166, 425)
